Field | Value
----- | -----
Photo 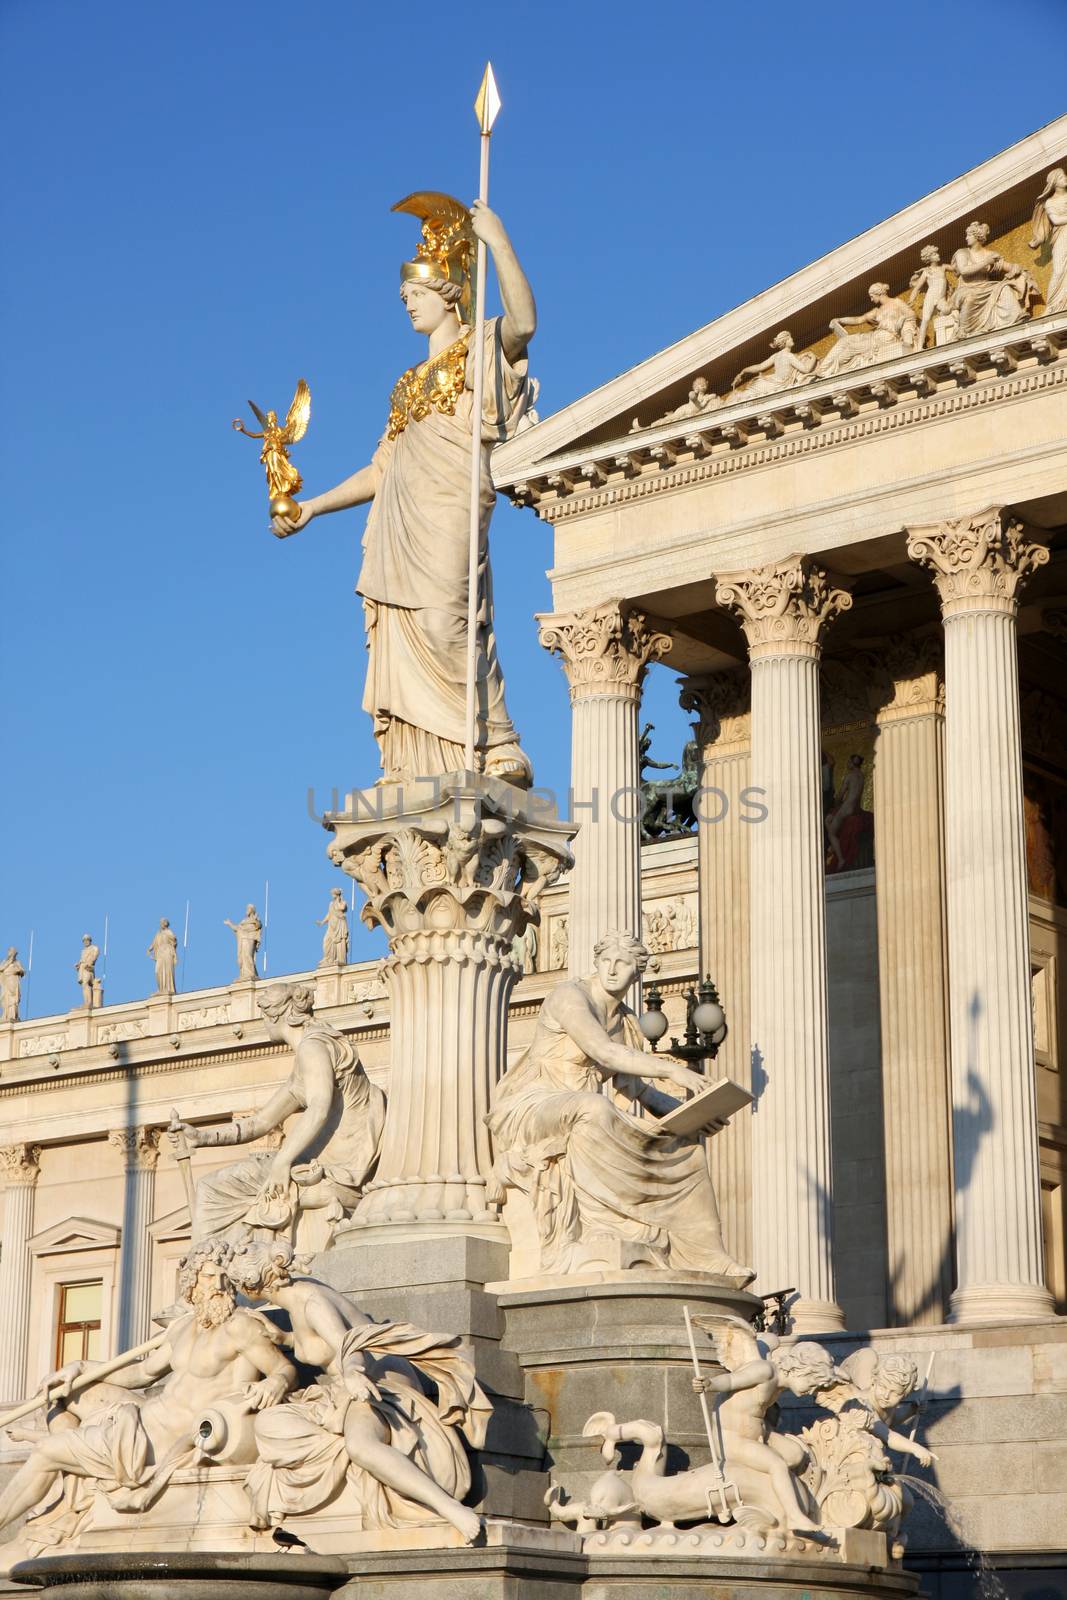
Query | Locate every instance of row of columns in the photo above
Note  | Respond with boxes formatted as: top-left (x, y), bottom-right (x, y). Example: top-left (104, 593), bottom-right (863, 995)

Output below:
top-left (538, 506), bottom-right (1053, 1327)
top-left (0, 1127), bottom-right (161, 1403)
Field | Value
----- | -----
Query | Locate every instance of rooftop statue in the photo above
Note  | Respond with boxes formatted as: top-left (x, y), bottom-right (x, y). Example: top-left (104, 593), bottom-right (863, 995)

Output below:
top-left (316, 886), bottom-right (350, 968)
top-left (817, 284), bottom-right (919, 379)
top-left (223, 903), bottom-right (262, 981)
top-left (950, 220), bottom-right (1038, 336)
top-left (268, 193), bottom-right (537, 787)
top-left (486, 929), bottom-right (752, 1282)
top-left (74, 934), bottom-right (99, 1010)
top-left (1030, 168), bottom-right (1067, 315)
top-left (730, 331), bottom-right (816, 399)
top-left (146, 917), bottom-right (178, 995)
top-left (0, 947), bottom-right (24, 1023)
top-left (169, 982), bottom-right (384, 1242)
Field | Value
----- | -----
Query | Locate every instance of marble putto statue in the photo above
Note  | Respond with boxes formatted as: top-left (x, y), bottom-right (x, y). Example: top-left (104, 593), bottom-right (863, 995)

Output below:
top-left (950, 220), bottom-right (1038, 336)
top-left (551, 1314), bottom-right (935, 1550)
top-left (0, 947), bottom-right (24, 1022)
top-left (817, 284), bottom-right (918, 378)
top-left (316, 886), bottom-right (350, 968)
top-left (270, 193), bottom-right (537, 786)
top-left (74, 934), bottom-right (98, 1009)
top-left (486, 929), bottom-right (752, 1281)
top-left (1030, 168), bottom-right (1067, 315)
top-left (146, 917), bottom-right (178, 995)
top-left (908, 245), bottom-right (957, 348)
top-left (170, 982), bottom-right (384, 1241)
top-left (224, 904), bottom-right (262, 981)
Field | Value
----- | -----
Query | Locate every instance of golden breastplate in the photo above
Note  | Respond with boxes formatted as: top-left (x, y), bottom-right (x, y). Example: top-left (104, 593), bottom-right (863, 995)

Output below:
top-left (387, 333), bottom-right (469, 440)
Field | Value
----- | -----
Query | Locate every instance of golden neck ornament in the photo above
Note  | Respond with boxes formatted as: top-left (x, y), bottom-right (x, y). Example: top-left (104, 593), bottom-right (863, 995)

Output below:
top-left (387, 330), bottom-right (470, 440)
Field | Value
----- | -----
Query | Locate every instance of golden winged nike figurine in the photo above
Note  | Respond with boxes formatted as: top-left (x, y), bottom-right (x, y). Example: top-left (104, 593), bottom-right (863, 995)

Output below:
top-left (232, 378), bottom-right (311, 520)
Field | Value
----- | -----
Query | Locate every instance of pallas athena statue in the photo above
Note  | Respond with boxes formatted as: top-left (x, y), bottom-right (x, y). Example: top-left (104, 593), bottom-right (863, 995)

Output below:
top-left (271, 193), bottom-right (536, 787)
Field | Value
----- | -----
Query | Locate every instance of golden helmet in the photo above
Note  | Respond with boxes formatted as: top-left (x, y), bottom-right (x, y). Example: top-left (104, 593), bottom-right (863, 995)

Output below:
top-left (393, 191), bottom-right (474, 324)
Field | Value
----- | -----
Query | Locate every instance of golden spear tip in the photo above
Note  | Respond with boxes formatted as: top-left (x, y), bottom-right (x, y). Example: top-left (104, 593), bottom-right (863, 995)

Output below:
top-left (474, 61), bottom-right (501, 134)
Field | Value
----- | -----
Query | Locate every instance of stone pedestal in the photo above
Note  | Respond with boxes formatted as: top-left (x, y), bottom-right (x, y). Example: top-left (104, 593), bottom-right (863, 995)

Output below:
top-left (0, 1143), bottom-right (40, 1404)
top-left (493, 1271), bottom-right (760, 1505)
top-left (870, 639), bottom-right (954, 1327)
top-left (12, 1553), bottom-right (346, 1600)
top-left (718, 558), bottom-right (850, 1333)
top-left (538, 603), bottom-right (670, 980)
top-left (679, 669), bottom-right (753, 1266)
top-left (107, 1125), bottom-right (160, 1348)
top-left (908, 509), bottom-right (1054, 1323)
top-left (325, 775), bottom-right (574, 1232)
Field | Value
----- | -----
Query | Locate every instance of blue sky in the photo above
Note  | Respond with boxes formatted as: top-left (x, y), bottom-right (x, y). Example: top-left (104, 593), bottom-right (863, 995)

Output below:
top-left (3, 0), bottom-right (1065, 1017)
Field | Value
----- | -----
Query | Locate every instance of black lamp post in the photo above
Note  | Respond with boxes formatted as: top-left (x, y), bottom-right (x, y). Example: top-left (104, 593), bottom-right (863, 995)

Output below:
top-left (638, 975), bottom-right (728, 1067)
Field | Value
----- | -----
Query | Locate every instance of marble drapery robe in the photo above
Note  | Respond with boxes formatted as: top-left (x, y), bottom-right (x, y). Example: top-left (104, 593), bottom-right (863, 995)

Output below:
top-left (357, 317), bottom-right (533, 782)
top-left (246, 1321), bottom-right (491, 1529)
top-left (487, 977), bottom-right (751, 1281)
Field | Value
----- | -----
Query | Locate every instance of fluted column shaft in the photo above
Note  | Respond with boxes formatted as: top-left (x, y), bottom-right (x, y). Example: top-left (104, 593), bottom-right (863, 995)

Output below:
top-left (539, 602), bottom-right (670, 976)
top-left (0, 1145), bottom-right (41, 1402)
top-left (909, 509), bottom-right (1053, 1323)
top-left (109, 1127), bottom-right (159, 1348)
top-left (872, 644), bottom-right (953, 1325)
top-left (328, 777), bottom-right (574, 1235)
top-left (680, 670), bottom-right (753, 1264)
top-left (718, 558), bottom-right (851, 1333)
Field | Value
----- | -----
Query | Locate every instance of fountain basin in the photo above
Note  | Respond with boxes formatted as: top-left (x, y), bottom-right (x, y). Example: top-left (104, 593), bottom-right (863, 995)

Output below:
top-left (10, 1551), bottom-right (346, 1600)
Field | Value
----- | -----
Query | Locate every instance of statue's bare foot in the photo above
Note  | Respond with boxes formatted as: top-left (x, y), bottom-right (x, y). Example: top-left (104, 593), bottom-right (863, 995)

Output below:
top-left (789, 1513), bottom-right (821, 1534)
top-left (449, 1506), bottom-right (483, 1544)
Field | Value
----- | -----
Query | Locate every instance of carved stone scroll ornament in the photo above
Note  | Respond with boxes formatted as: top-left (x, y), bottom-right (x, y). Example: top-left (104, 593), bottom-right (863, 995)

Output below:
top-left (716, 559), bottom-right (852, 658)
top-left (906, 508), bottom-right (1049, 617)
top-left (327, 777), bottom-right (575, 1227)
top-left (537, 600), bottom-right (671, 702)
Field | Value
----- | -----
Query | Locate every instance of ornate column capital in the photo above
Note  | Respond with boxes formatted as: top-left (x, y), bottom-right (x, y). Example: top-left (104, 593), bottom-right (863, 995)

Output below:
top-left (537, 600), bottom-right (671, 701)
top-left (108, 1126), bottom-right (161, 1172)
top-left (678, 669), bottom-right (751, 753)
top-left (0, 1143), bottom-right (41, 1187)
top-left (870, 633), bottom-right (945, 724)
top-left (906, 507), bottom-right (1049, 618)
top-left (716, 557), bottom-right (852, 659)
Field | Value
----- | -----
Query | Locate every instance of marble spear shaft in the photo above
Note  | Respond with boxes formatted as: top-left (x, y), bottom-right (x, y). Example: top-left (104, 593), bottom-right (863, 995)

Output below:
top-left (464, 129), bottom-right (491, 773)
top-left (0, 1329), bottom-right (169, 1429)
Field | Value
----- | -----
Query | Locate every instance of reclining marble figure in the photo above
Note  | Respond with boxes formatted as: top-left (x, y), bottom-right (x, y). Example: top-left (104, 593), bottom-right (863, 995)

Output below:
top-left (0, 1239), bottom-right (491, 1564)
top-left (171, 982), bottom-right (385, 1241)
top-left (486, 929), bottom-right (753, 1281)
top-left (227, 1238), bottom-right (488, 1543)
top-left (0, 1240), bottom-right (297, 1562)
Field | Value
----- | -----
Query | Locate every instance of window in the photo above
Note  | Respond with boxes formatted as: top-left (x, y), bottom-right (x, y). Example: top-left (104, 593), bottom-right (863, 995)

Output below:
top-left (55, 1281), bottom-right (102, 1365)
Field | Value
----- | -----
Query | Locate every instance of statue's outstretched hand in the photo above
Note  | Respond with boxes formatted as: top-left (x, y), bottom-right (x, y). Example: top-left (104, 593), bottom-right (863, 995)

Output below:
top-left (271, 502), bottom-right (314, 540)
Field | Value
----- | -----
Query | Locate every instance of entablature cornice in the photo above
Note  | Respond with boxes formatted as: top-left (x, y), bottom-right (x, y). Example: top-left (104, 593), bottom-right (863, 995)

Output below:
top-left (499, 316), bottom-right (1067, 522)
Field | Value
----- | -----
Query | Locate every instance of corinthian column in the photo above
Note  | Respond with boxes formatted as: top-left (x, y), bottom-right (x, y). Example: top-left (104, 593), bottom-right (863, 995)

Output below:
top-left (908, 508), bottom-right (1053, 1323)
top-left (537, 602), bottom-right (670, 978)
top-left (718, 557), bottom-right (851, 1332)
top-left (870, 637), bottom-right (953, 1326)
top-left (327, 777), bottom-right (573, 1231)
top-left (678, 669), bottom-right (753, 1264)
top-left (0, 1144), bottom-right (41, 1403)
top-left (108, 1126), bottom-right (160, 1347)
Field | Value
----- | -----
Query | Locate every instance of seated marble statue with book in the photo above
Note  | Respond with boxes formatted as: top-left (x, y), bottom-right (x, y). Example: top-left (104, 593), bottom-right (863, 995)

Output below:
top-left (486, 929), bottom-right (753, 1282)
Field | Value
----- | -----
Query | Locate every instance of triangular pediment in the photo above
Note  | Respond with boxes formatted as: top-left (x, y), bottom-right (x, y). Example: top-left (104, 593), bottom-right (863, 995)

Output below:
top-left (148, 1202), bottom-right (191, 1243)
top-left (28, 1216), bottom-right (121, 1255)
top-left (493, 113), bottom-right (1067, 488)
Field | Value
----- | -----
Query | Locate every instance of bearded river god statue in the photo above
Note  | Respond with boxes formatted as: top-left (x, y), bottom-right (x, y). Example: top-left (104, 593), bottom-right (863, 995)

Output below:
top-left (270, 193), bottom-right (537, 787)
top-left (0, 1239), bottom-right (489, 1569)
